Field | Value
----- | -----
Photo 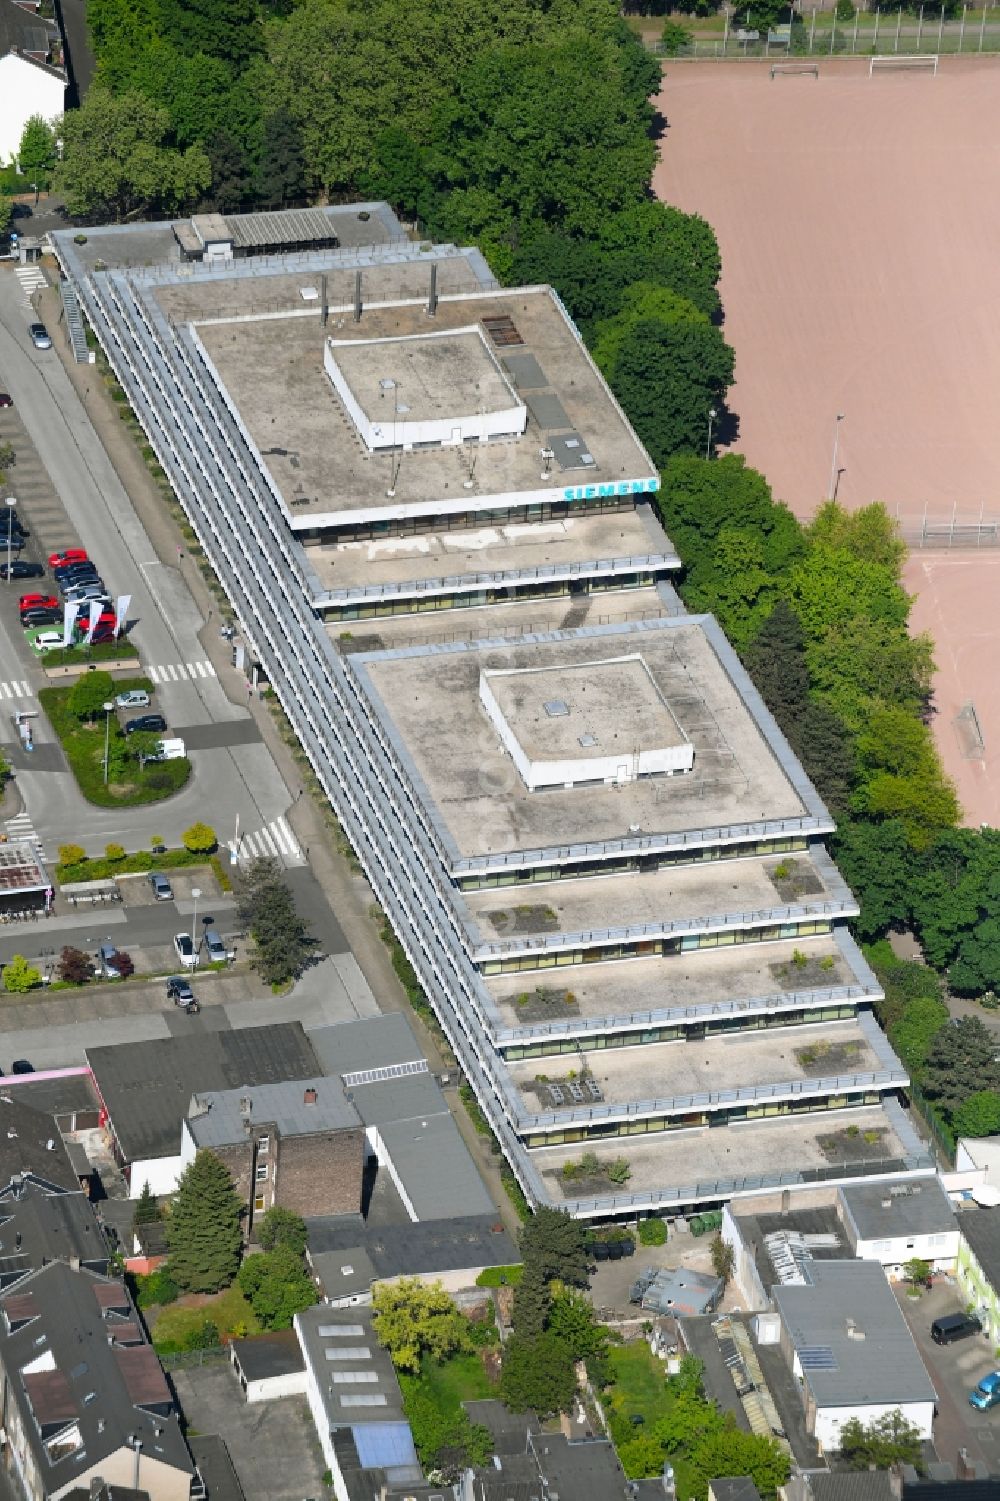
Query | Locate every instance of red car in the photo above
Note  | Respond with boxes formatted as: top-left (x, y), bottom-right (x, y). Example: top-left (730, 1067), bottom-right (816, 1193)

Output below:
top-left (48, 549), bottom-right (88, 569)
top-left (19, 594), bottom-right (58, 611)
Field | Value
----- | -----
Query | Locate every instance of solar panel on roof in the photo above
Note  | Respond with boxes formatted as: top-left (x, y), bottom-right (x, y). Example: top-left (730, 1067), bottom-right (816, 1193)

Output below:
top-left (799, 1344), bottom-right (837, 1371)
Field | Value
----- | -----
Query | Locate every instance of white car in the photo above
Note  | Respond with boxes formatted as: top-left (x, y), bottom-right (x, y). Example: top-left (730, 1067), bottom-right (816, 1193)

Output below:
top-left (116, 690), bottom-right (150, 709)
top-left (173, 932), bottom-right (197, 968)
top-left (33, 631), bottom-right (64, 653)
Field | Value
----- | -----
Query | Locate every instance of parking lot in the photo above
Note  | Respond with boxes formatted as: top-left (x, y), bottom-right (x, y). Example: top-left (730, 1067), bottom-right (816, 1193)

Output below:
top-left (894, 1278), bottom-right (1000, 1474)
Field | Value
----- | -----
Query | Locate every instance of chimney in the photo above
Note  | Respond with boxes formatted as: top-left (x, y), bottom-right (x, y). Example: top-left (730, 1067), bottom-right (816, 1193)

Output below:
top-left (353, 269), bottom-right (362, 323)
top-left (427, 263), bottom-right (438, 318)
top-left (304, 1088), bottom-right (318, 1106)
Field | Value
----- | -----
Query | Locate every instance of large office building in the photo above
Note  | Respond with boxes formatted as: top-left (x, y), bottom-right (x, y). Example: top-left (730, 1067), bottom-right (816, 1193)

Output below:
top-left (53, 206), bottom-right (930, 1219)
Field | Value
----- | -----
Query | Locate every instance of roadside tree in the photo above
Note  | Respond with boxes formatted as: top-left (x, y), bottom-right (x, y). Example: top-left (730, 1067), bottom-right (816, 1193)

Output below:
top-left (58, 946), bottom-right (92, 985)
top-left (2, 955), bottom-right (40, 993)
top-left (67, 670), bottom-right (116, 722)
top-left (17, 116), bottom-right (59, 187)
top-left (182, 821), bottom-right (217, 853)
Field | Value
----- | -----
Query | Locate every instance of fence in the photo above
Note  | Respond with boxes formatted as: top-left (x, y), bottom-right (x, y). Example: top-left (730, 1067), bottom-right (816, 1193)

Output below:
top-left (896, 505), bottom-right (1000, 549)
top-left (158, 1344), bottom-right (229, 1372)
top-left (648, 5), bottom-right (1000, 58)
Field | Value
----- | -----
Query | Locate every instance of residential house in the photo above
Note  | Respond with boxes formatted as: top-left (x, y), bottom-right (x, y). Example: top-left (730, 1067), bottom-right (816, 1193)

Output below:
top-left (306, 1214), bottom-right (517, 1305)
top-left (956, 1205), bottom-right (1000, 1342)
top-left (0, 0), bottom-right (64, 166)
top-left (837, 1180), bottom-right (959, 1278)
top-left (0, 1261), bottom-right (198, 1501)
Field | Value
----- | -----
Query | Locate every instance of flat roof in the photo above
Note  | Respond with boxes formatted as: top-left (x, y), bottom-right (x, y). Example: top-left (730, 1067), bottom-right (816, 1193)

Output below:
top-left (306, 1213), bottom-right (517, 1288)
top-left (187, 1075), bottom-right (360, 1147)
top-left (352, 615), bottom-right (828, 872)
top-left (329, 326), bottom-right (519, 429)
top-left (956, 1205), bottom-right (1000, 1288)
top-left (772, 1260), bottom-right (936, 1409)
top-left (295, 1305), bottom-right (409, 1428)
top-left (377, 1113), bottom-right (496, 1220)
top-left (0, 841), bottom-right (49, 894)
top-left (87, 1024), bottom-right (320, 1161)
top-left (194, 284), bottom-right (657, 526)
top-left (538, 1103), bottom-right (918, 1208)
top-left (839, 1177), bottom-right (957, 1242)
top-left (507, 1017), bottom-right (885, 1118)
top-left (231, 1330), bottom-right (305, 1382)
top-left (309, 504), bottom-right (677, 604)
top-left (487, 933), bottom-right (860, 1034)
top-left (730, 1202), bottom-right (849, 1294)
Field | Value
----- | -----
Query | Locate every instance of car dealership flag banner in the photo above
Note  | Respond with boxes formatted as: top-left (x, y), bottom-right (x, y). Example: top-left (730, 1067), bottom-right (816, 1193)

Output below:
top-left (62, 601), bottom-right (80, 647)
top-left (114, 594), bottom-right (131, 638)
top-left (84, 599), bottom-right (103, 644)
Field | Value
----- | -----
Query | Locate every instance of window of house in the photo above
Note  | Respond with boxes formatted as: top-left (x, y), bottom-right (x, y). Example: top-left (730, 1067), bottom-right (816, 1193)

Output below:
top-left (255, 1164), bottom-right (268, 1182)
top-left (257, 1135), bottom-right (270, 1156)
top-left (254, 1194), bottom-right (265, 1212)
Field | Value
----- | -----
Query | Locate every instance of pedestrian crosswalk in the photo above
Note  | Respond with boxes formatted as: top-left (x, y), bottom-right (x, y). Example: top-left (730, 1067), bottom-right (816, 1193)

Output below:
top-left (147, 660), bottom-right (217, 685)
top-left (16, 267), bottom-right (47, 304)
top-left (5, 812), bottom-right (45, 861)
top-left (232, 816), bottom-right (305, 867)
top-left (0, 680), bottom-right (32, 700)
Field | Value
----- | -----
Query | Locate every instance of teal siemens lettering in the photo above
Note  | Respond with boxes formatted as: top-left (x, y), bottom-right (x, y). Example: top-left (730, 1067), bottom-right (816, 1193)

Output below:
top-left (561, 479), bottom-right (660, 501)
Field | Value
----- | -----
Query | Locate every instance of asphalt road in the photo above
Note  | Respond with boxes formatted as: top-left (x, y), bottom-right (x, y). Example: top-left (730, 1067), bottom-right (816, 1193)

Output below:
top-left (0, 266), bottom-right (296, 855)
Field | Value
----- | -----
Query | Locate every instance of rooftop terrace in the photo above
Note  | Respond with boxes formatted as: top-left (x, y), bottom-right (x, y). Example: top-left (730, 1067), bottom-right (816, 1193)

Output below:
top-left (537, 1103), bottom-right (924, 1212)
top-left (486, 933), bottom-right (858, 1034)
top-left (193, 284), bottom-right (657, 526)
top-left (352, 616), bottom-right (829, 872)
top-left (308, 506), bottom-right (677, 605)
top-left (459, 848), bottom-right (845, 957)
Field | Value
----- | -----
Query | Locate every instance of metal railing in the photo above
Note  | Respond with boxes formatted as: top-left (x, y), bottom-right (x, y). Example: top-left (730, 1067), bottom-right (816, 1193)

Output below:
top-left (313, 553), bottom-right (678, 605)
top-left (646, 5), bottom-right (1000, 59)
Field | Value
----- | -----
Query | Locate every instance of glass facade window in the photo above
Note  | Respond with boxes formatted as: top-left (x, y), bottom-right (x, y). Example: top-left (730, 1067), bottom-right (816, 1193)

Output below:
top-left (482, 919), bottom-right (833, 974)
top-left (459, 837), bottom-right (809, 891)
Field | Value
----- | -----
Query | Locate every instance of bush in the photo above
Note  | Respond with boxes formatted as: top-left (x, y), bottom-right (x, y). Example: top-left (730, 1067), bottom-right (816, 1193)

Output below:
top-left (2, 955), bottom-right (41, 993)
top-left (660, 18), bottom-right (692, 53)
top-left (183, 821), bottom-right (218, 854)
top-left (58, 946), bottom-right (92, 985)
top-left (638, 1217), bottom-right (667, 1246)
top-left (134, 1267), bottom-right (179, 1310)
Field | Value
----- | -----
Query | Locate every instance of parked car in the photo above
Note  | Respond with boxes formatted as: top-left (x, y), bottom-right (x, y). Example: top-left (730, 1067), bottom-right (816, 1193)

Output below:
top-left (0, 561), bottom-right (43, 580)
top-left (21, 609), bottom-right (62, 628)
top-left (203, 927), bottom-right (228, 964)
top-left (54, 567), bottom-right (100, 587)
top-left (0, 394), bottom-right (12, 408)
top-left (932, 1313), bottom-right (982, 1345)
top-left (65, 586), bottom-right (110, 606)
top-left (19, 594), bottom-right (57, 611)
top-left (125, 713), bottom-right (167, 735)
top-left (970, 1372), bottom-right (1000, 1411)
top-left (54, 561), bottom-right (98, 578)
top-left (96, 944), bottom-right (123, 980)
top-left (33, 631), bottom-right (65, 653)
top-left (166, 976), bottom-right (194, 1004)
top-left (116, 689), bottom-right (150, 709)
top-left (28, 323), bottom-right (52, 350)
top-left (10, 1059), bottom-right (33, 1075)
top-left (148, 871), bottom-right (173, 901)
top-left (173, 932), bottom-right (197, 968)
top-left (48, 550), bottom-right (87, 568)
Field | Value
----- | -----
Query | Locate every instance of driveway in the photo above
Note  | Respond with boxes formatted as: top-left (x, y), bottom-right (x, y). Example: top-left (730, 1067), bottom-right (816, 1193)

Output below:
top-left (893, 1279), bottom-right (1000, 1474)
top-left (171, 1360), bottom-right (324, 1501)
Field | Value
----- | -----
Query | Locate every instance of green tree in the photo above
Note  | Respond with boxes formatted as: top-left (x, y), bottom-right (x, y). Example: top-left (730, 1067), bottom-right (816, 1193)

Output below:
top-left (952, 1090), bottom-right (1000, 1140)
top-left (17, 115), bottom-right (59, 188)
top-left (808, 500), bottom-right (906, 574)
top-left (598, 316), bottom-right (734, 467)
top-left (710, 1233), bottom-right (734, 1284)
top-left (372, 1279), bottom-right (470, 1374)
top-left (888, 995), bottom-right (949, 1081)
top-left (58, 945), bottom-right (93, 985)
top-left (519, 1206), bottom-right (588, 1287)
top-left (839, 1409), bottom-right (923, 1470)
top-left (167, 1149), bottom-right (243, 1292)
top-left (256, 1205), bottom-right (307, 1255)
top-left (687, 1426), bottom-right (790, 1500)
top-left (67, 670), bottom-right (116, 721)
top-left (785, 545), bottom-right (910, 647)
top-left (660, 18), bottom-right (693, 51)
top-left (546, 1288), bottom-right (608, 1365)
top-left (903, 1256), bottom-right (931, 1291)
top-left (616, 1431), bottom-right (667, 1480)
top-left (57, 844), bottom-right (87, 869)
top-left (2, 955), bottom-right (40, 993)
top-left (658, 456), bottom-right (802, 582)
top-left (498, 1332), bottom-right (577, 1416)
top-left (833, 821), bottom-right (914, 940)
top-left (205, 129), bottom-right (253, 212)
top-left (0, 196), bottom-right (12, 238)
top-left (182, 821), bottom-right (217, 854)
top-left (133, 1180), bottom-right (160, 1226)
top-left (922, 1016), bottom-right (1000, 1116)
top-left (157, 0), bottom-right (262, 66)
top-left (56, 87), bottom-right (211, 222)
top-left (236, 860), bottom-right (316, 985)
top-left (399, 1378), bottom-right (493, 1478)
top-left (237, 1244), bottom-right (316, 1328)
top-left (511, 1259), bottom-right (551, 1340)
top-left (357, 126), bottom-right (429, 222)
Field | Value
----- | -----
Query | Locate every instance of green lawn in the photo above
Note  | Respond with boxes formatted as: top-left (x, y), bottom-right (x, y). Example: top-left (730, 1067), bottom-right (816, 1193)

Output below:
top-left (605, 1343), bottom-right (676, 1427)
top-left (152, 1288), bottom-right (260, 1352)
top-left (39, 680), bottom-right (191, 808)
top-left (419, 1350), bottom-right (495, 1415)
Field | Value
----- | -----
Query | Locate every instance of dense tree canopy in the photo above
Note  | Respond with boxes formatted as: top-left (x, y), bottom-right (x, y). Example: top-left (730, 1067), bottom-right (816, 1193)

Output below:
top-left (168, 1150), bottom-right (242, 1292)
top-left (56, 87), bottom-right (210, 220)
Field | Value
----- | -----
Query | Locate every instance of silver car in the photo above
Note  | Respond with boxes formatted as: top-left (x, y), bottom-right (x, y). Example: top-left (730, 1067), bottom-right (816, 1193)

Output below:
top-left (29, 323), bottom-right (52, 350)
top-left (116, 690), bottom-right (150, 709)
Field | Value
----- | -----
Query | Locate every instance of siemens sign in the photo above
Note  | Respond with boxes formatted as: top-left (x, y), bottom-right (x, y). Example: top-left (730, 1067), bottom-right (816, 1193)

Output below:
top-left (562, 479), bottom-right (660, 501)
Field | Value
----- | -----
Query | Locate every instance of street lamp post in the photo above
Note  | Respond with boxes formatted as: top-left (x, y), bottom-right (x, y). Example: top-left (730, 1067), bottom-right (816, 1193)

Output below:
top-left (828, 412), bottom-right (845, 501)
top-left (102, 700), bottom-right (114, 785)
top-left (191, 886), bottom-right (201, 969)
top-left (706, 408), bottom-right (718, 461)
top-left (5, 497), bottom-right (17, 584)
